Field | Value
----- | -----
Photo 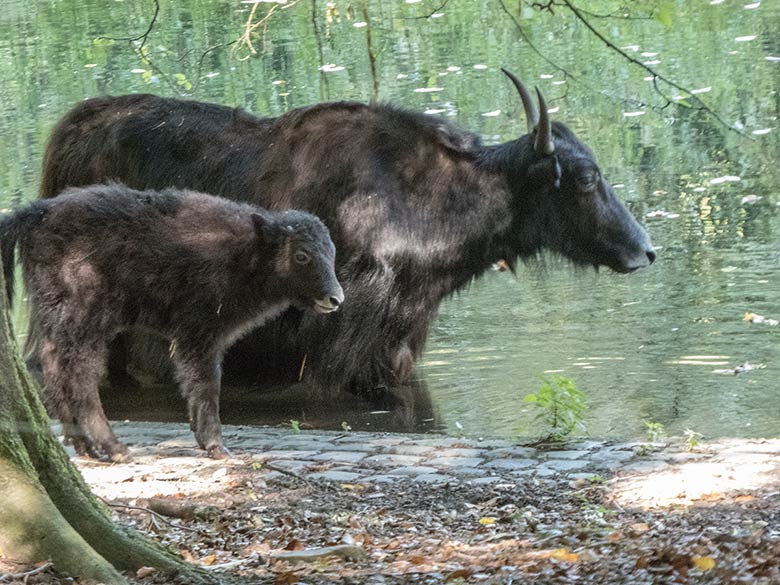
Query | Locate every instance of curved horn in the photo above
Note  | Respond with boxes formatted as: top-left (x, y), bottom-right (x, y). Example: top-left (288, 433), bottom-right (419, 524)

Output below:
top-left (534, 87), bottom-right (555, 155)
top-left (501, 68), bottom-right (538, 133)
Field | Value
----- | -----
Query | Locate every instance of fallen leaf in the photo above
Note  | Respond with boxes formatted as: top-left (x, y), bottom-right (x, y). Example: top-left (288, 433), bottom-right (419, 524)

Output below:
top-left (550, 548), bottom-right (579, 563)
top-left (200, 554), bottom-right (217, 566)
top-left (692, 556), bottom-right (716, 571)
top-left (479, 517), bottom-right (497, 526)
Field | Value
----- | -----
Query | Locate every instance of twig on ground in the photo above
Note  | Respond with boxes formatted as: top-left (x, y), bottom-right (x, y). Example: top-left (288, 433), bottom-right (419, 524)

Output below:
top-left (146, 497), bottom-right (219, 521)
top-left (264, 461), bottom-right (311, 484)
top-left (0, 562), bottom-right (53, 583)
top-left (100, 496), bottom-right (204, 533)
top-left (270, 544), bottom-right (365, 563)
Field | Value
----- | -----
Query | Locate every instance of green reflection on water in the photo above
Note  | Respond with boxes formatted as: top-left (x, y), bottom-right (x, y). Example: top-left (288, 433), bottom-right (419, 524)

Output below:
top-left (1, 0), bottom-right (778, 439)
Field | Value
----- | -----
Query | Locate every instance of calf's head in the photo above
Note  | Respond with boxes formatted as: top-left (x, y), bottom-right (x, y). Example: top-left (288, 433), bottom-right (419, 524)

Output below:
top-left (502, 69), bottom-right (656, 273)
top-left (253, 210), bottom-right (344, 313)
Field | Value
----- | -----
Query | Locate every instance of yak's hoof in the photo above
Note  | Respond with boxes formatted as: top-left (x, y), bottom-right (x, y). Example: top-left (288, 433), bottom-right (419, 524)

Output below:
top-left (107, 445), bottom-right (132, 463)
top-left (70, 436), bottom-right (101, 460)
top-left (207, 445), bottom-right (231, 459)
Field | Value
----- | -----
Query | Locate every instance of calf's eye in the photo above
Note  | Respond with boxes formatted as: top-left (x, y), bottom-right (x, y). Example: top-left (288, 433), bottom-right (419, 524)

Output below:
top-left (294, 251), bottom-right (311, 265)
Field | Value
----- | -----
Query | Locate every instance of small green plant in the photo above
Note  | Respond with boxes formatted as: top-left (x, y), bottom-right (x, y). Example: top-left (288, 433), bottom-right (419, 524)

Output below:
top-left (645, 420), bottom-right (666, 442)
top-left (523, 376), bottom-right (587, 441)
top-left (683, 428), bottom-right (703, 451)
top-left (638, 421), bottom-right (666, 455)
top-left (341, 421), bottom-right (352, 433)
top-left (290, 419), bottom-right (301, 433)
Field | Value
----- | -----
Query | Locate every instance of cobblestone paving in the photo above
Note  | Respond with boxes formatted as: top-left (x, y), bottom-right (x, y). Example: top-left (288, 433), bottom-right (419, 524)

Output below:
top-left (73, 422), bottom-right (780, 503)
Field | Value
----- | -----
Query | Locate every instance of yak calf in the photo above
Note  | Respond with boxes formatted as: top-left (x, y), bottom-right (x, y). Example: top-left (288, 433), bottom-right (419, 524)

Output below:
top-left (0, 183), bottom-right (343, 460)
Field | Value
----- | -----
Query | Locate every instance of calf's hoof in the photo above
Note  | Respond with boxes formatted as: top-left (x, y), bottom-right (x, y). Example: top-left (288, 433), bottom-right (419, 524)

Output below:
top-left (69, 436), bottom-right (101, 460)
top-left (107, 442), bottom-right (132, 463)
top-left (207, 445), bottom-right (232, 460)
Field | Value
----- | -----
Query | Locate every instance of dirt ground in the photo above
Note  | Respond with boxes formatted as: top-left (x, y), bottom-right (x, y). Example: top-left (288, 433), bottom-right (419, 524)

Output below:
top-left (3, 433), bottom-right (780, 584)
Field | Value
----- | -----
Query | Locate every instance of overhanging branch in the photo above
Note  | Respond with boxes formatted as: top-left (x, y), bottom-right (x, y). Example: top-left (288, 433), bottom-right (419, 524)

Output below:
top-left (98, 0), bottom-right (160, 52)
top-left (559, 0), bottom-right (739, 134)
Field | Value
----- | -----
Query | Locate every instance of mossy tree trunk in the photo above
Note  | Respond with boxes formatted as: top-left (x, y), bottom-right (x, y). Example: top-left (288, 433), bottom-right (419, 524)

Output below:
top-left (0, 266), bottom-right (206, 583)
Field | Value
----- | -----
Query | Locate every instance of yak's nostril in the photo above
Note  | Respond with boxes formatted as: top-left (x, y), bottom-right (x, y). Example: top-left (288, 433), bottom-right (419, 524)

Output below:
top-left (646, 250), bottom-right (657, 264)
top-left (329, 296), bottom-right (341, 308)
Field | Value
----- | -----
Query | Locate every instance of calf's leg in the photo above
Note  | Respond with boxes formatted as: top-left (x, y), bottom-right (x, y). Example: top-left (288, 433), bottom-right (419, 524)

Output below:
top-left (171, 348), bottom-right (229, 459)
top-left (39, 336), bottom-right (129, 462)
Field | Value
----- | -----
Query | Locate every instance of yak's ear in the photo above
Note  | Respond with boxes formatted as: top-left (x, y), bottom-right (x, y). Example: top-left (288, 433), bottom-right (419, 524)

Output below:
top-left (434, 123), bottom-right (480, 153)
top-left (251, 212), bottom-right (285, 244)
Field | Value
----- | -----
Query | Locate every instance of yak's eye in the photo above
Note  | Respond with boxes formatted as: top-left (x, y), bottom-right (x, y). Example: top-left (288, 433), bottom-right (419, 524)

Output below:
top-left (576, 172), bottom-right (599, 193)
top-left (294, 250), bottom-right (311, 265)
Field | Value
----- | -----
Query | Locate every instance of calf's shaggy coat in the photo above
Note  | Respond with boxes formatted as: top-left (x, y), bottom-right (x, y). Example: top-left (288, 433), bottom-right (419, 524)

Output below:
top-left (0, 183), bottom-right (343, 460)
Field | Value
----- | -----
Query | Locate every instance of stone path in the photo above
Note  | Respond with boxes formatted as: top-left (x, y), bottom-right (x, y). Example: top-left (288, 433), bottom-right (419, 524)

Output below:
top-left (73, 422), bottom-right (780, 508)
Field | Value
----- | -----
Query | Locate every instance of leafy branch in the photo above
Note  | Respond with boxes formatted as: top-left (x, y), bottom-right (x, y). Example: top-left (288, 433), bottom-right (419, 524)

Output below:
top-left (497, 0), bottom-right (740, 134)
top-left (558, 0), bottom-right (738, 134)
top-left (232, 0), bottom-right (300, 61)
top-left (496, 0), bottom-right (651, 113)
top-left (96, 0), bottom-right (182, 94)
top-left (97, 0), bottom-right (159, 51)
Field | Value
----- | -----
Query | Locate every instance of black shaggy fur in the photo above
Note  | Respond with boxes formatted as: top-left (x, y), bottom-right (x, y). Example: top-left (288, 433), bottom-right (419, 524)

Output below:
top-left (0, 183), bottom-right (343, 460)
top-left (38, 74), bottom-right (654, 392)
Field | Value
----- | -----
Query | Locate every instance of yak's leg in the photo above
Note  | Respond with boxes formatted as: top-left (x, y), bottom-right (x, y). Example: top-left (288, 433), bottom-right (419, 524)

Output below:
top-left (391, 341), bottom-right (414, 385)
top-left (39, 336), bottom-right (129, 462)
top-left (170, 348), bottom-right (228, 459)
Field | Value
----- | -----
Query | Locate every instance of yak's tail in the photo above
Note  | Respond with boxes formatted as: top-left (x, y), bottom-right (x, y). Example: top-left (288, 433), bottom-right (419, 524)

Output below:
top-left (0, 202), bottom-right (46, 306)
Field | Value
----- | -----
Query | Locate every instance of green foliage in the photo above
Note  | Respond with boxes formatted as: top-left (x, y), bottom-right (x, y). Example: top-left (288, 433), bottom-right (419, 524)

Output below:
top-left (174, 73), bottom-right (193, 91)
top-left (653, 0), bottom-right (675, 28)
top-left (289, 419), bottom-right (301, 433)
top-left (644, 420), bottom-right (666, 443)
top-left (638, 420), bottom-right (666, 455)
top-left (523, 376), bottom-right (587, 441)
top-left (683, 428), bottom-right (703, 451)
top-left (341, 421), bottom-right (352, 433)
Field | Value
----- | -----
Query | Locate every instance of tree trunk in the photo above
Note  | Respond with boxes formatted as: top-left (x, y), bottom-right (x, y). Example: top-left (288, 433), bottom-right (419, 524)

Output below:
top-left (0, 264), bottom-right (207, 582)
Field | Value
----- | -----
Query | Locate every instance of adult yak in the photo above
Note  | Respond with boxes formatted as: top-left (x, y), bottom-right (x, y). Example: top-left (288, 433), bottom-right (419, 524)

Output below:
top-left (37, 70), bottom-right (655, 393)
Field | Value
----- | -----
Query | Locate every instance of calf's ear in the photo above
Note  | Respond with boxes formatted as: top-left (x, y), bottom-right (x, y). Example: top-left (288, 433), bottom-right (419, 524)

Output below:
top-left (251, 212), bottom-right (285, 244)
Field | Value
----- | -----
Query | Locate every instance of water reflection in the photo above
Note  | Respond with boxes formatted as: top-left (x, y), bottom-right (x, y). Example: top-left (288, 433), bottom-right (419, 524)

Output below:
top-left (101, 380), bottom-right (441, 434)
top-left (1, 0), bottom-right (779, 440)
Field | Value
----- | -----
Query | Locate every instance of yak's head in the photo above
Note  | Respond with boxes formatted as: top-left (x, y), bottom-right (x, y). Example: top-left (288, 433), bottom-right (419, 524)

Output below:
top-left (253, 210), bottom-right (344, 313)
top-left (502, 69), bottom-right (656, 273)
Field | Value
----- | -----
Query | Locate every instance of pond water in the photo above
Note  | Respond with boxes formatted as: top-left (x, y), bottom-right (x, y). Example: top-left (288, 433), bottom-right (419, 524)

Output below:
top-left (1, 0), bottom-right (779, 440)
